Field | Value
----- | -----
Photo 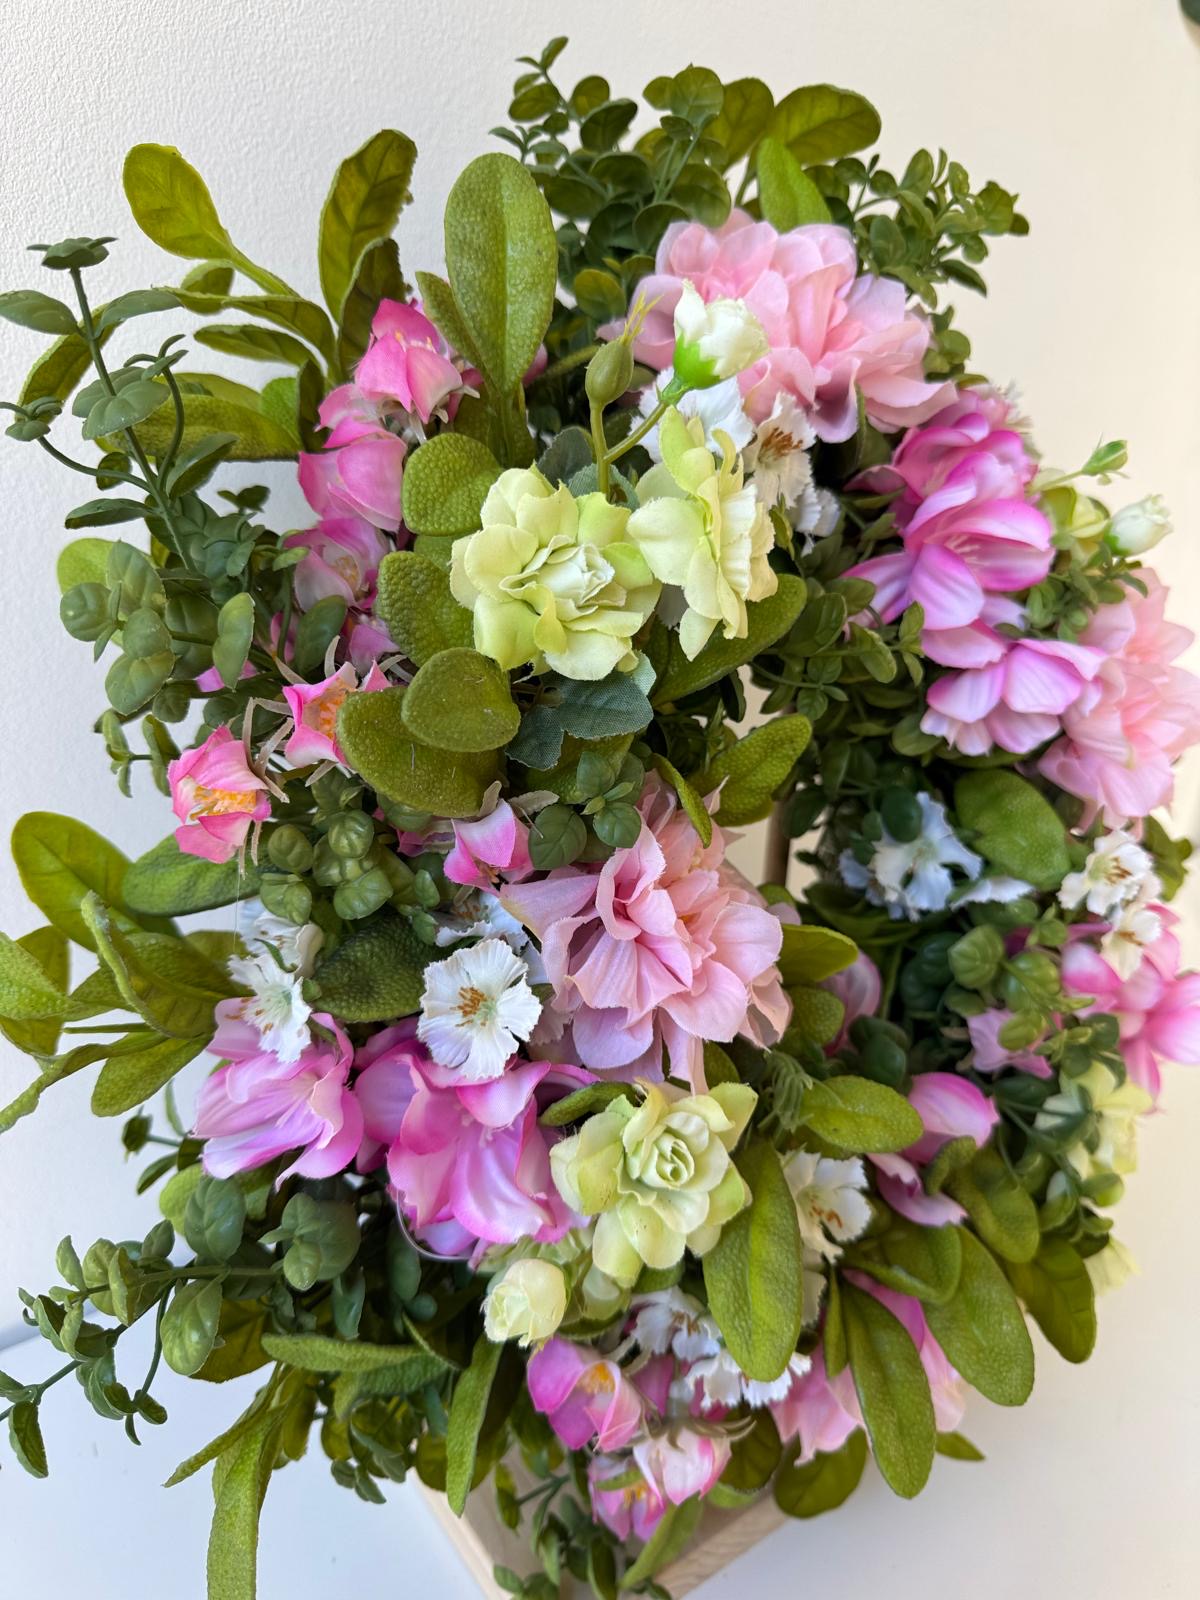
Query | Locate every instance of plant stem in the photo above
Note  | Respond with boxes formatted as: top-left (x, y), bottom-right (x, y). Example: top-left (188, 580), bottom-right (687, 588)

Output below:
top-left (604, 397), bottom-right (667, 466)
top-left (589, 400), bottom-right (610, 496)
top-left (763, 796), bottom-right (792, 889)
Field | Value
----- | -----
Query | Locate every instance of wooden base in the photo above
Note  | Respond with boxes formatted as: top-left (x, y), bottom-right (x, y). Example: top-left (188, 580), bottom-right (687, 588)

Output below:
top-left (418, 1471), bottom-right (788, 1597)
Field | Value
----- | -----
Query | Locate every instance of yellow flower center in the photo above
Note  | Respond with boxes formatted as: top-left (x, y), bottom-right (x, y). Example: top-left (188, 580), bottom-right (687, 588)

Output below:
top-left (310, 681), bottom-right (352, 741)
top-left (191, 782), bottom-right (257, 817)
top-left (581, 1364), bottom-right (615, 1396)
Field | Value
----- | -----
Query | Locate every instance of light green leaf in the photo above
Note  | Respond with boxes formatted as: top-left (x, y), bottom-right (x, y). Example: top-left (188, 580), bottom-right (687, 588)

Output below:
top-left (651, 574), bottom-right (807, 703)
top-left (336, 686), bottom-right (499, 817)
top-left (621, 1496), bottom-right (702, 1587)
top-left (337, 236), bottom-right (411, 373)
top-left (773, 1430), bottom-right (867, 1518)
top-left (925, 1230), bottom-right (1034, 1405)
top-left (173, 289), bottom-right (334, 364)
top-left (212, 591), bottom-right (255, 688)
top-left (91, 1032), bottom-right (206, 1116)
top-left (446, 1332), bottom-right (503, 1516)
top-left (183, 1175), bottom-right (247, 1262)
top-left (124, 834), bottom-right (258, 917)
top-left (260, 1333), bottom-right (450, 1376)
top-left (401, 648), bottom-right (520, 752)
top-left (0, 289), bottom-right (77, 336)
top-left (756, 136), bottom-right (832, 228)
top-left (194, 323), bottom-right (313, 366)
top-left (161, 1278), bottom-right (223, 1376)
top-left (0, 927), bottom-right (68, 1055)
top-left (700, 714), bottom-right (812, 826)
top-left (708, 77), bottom-right (774, 168)
top-left (20, 325), bottom-right (111, 406)
top-left (842, 1281), bottom-right (935, 1498)
top-left (937, 1430), bottom-right (985, 1461)
top-left (652, 756), bottom-right (712, 848)
top-left (777, 924), bottom-right (857, 986)
top-left (0, 931), bottom-right (69, 1021)
top-left (703, 1141), bottom-right (804, 1382)
top-left (443, 152), bottom-right (557, 391)
top-left (80, 895), bottom-right (227, 1040)
top-left (319, 129), bottom-right (416, 318)
top-left (124, 390), bottom-right (299, 462)
top-left (11, 812), bottom-right (148, 951)
top-left (1005, 1240), bottom-right (1097, 1364)
top-left (55, 537), bottom-right (114, 592)
top-left (798, 1075), bottom-right (923, 1154)
top-left (944, 1147), bottom-right (1039, 1264)
top-left (954, 770), bottom-right (1070, 890)
top-left (400, 432), bottom-right (502, 536)
top-left (205, 1407), bottom-right (285, 1600)
top-left (768, 85), bottom-right (882, 163)
top-left (374, 549), bottom-right (474, 667)
top-left (849, 1218), bottom-right (963, 1306)
top-left (310, 911), bottom-right (434, 1022)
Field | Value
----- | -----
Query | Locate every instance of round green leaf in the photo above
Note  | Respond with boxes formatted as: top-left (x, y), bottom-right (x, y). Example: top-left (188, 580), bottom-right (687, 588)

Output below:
top-left (400, 433), bottom-right (501, 537)
top-left (954, 770), bottom-right (1070, 890)
top-left (374, 550), bottom-right (474, 667)
top-left (774, 1430), bottom-right (867, 1518)
top-left (161, 1278), bottom-right (223, 1376)
top-left (401, 648), bottom-right (519, 752)
top-left (311, 911), bottom-right (434, 1022)
top-left (337, 685), bottom-right (499, 816)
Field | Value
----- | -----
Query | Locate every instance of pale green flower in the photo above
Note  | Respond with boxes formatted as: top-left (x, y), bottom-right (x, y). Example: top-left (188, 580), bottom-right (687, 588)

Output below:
top-left (627, 408), bottom-right (777, 659)
top-left (549, 1079), bottom-right (757, 1288)
top-left (449, 466), bottom-right (660, 680)
top-left (1034, 1061), bottom-right (1152, 1184)
top-left (483, 1258), bottom-right (568, 1347)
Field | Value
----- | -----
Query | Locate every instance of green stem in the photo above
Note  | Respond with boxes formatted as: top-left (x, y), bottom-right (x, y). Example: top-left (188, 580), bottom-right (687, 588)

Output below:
top-left (0, 1360), bottom-right (76, 1424)
top-left (589, 400), bottom-right (610, 497)
top-left (604, 396), bottom-right (668, 466)
top-left (34, 434), bottom-right (150, 491)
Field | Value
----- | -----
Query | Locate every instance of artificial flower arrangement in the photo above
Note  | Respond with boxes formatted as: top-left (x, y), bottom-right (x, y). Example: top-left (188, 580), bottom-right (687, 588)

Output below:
top-left (0, 38), bottom-right (1197, 1600)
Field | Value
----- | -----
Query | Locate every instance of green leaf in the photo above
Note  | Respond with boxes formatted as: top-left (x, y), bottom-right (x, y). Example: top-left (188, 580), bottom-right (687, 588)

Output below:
top-left (56, 536), bottom-right (114, 592)
top-left (0, 927), bottom-right (69, 1054)
top-left (8, 1401), bottom-right (49, 1478)
top-left (194, 1300), bottom-right (270, 1384)
top-left (925, 1230), bottom-right (1034, 1405)
top-left (336, 686), bottom-right (499, 817)
top-left (11, 812), bottom-right (144, 951)
top-left (20, 326), bottom-right (109, 406)
top-left (700, 714), bottom-right (811, 826)
top-left (720, 1408), bottom-right (782, 1493)
top-left (937, 1430), bottom-right (985, 1461)
top-left (0, 289), bottom-right (77, 335)
top-left (1005, 1240), bottom-right (1097, 1364)
top-left (777, 924), bottom-right (857, 986)
top-left (91, 1032), bottom-right (206, 1116)
top-left (205, 1408), bottom-right (284, 1600)
top-left (850, 1218), bottom-right (963, 1306)
top-left (539, 1081), bottom-right (635, 1127)
top-left (400, 432), bottom-right (502, 536)
top-left (174, 288), bottom-right (334, 364)
top-left (954, 770), bottom-right (1070, 890)
top-left (446, 1332), bottom-right (503, 1515)
top-left (944, 1147), bottom-right (1039, 1264)
top-left (550, 671), bottom-right (653, 740)
top-left (621, 1496), bottom-right (702, 1587)
top-left (63, 496), bottom-right (149, 528)
top-left (414, 269), bottom-right (485, 373)
top-left (774, 1430), bottom-right (867, 1518)
top-left (798, 1075), bottom-right (923, 1153)
top-left (769, 85), bottom-right (882, 163)
top-left (443, 152), bottom-right (557, 391)
top-left (331, 1352), bottom-right (453, 1419)
top-left (374, 549), bottom-right (474, 667)
top-left (124, 144), bottom-right (235, 259)
top-left (708, 77), bottom-right (774, 167)
top-left (652, 574), bottom-right (806, 703)
top-left (161, 1278), bottom-right (223, 1375)
top-left (124, 834), bottom-right (258, 916)
top-left (183, 1175), bottom-right (247, 1262)
top-left (401, 648), bottom-right (520, 752)
top-left (337, 236), bottom-right (411, 373)
top-left (703, 1141), bottom-right (804, 1382)
top-left (212, 591), bottom-right (255, 688)
top-left (93, 288), bottom-right (180, 334)
top-left (123, 390), bottom-right (299, 462)
top-left (319, 129), bottom-right (416, 318)
top-left (652, 756), bottom-right (712, 848)
top-left (263, 1194), bottom-right (360, 1290)
top-left (82, 379), bottom-right (170, 441)
top-left (310, 911), bottom-right (434, 1022)
top-left (293, 594), bottom-right (347, 677)
top-left (0, 931), bottom-right (70, 1021)
top-left (260, 1333), bottom-right (450, 1375)
top-left (756, 136), bottom-right (832, 228)
top-left (194, 322), bottom-right (313, 366)
top-left (842, 1281), bottom-right (935, 1498)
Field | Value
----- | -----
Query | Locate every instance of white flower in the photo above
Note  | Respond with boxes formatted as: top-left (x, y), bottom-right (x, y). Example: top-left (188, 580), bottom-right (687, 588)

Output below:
top-left (237, 902), bottom-right (324, 973)
top-left (684, 1346), bottom-right (811, 1411)
top-left (629, 1288), bottom-right (717, 1361)
top-left (954, 874), bottom-right (1034, 908)
top-left (781, 1151), bottom-right (872, 1262)
top-left (429, 891), bottom-right (547, 982)
top-left (417, 936), bottom-right (542, 1082)
top-left (1100, 896), bottom-right (1164, 980)
top-left (745, 393), bottom-right (817, 518)
top-left (672, 279), bottom-right (768, 387)
top-left (1085, 1235), bottom-right (1138, 1295)
top-left (225, 914), bottom-right (324, 1064)
top-left (1059, 830), bottom-right (1158, 918)
top-left (483, 1259), bottom-right (567, 1347)
top-left (1106, 494), bottom-right (1171, 556)
top-left (840, 794), bottom-right (982, 921)
top-left (637, 374), bottom-right (753, 461)
top-left (801, 1250), bottom-right (828, 1327)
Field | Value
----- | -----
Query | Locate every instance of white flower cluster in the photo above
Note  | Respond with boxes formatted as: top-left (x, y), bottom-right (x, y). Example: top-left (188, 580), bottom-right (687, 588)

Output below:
top-left (1058, 829), bottom-right (1162, 979)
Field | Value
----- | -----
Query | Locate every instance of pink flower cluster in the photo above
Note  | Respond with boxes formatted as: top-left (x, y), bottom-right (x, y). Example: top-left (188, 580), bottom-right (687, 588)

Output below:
top-left (1038, 573), bottom-right (1200, 824)
top-left (620, 212), bottom-right (952, 441)
top-left (503, 775), bottom-right (789, 1089)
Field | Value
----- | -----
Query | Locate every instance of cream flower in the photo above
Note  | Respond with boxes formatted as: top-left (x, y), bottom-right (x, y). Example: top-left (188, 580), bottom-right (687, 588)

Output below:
top-left (416, 936), bottom-right (542, 1082)
top-left (627, 407), bottom-right (777, 659)
top-left (1106, 494), bottom-right (1171, 556)
top-left (483, 1258), bottom-right (568, 1347)
top-left (672, 279), bottom-right (768, 388)
top-left (781, 1151), bottom-right (872, 1262)
top-left (1101, 896), bottom-right (1165, 980)
top-left (1059, 830), bottom-right (1158, 918)
top-left (449, 465), bottom-right (660, 681)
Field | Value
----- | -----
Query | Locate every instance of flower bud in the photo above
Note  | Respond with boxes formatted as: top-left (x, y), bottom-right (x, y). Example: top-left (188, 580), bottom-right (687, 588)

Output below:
top-left (585, 338), bottom-right (635, 408)
top-left (483, 1258), bottom-right (568, 1347)
top-left (1105, 494), bottom-right (1171, 556)
top-left (671, 279), bottom-right (768, 390)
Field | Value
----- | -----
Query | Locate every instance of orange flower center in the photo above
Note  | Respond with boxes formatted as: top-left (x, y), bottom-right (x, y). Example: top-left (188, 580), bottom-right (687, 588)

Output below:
top-left (191, 782), bottom-right (257, 817)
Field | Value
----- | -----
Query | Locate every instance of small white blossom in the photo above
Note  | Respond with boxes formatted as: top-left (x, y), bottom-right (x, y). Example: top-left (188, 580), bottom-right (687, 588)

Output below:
top-left (1085, 1235), bottom-right (1138, 1295)
top-left (745, 393), bottom-right (817, 519)
top-left (638, 374), bottom-right (753, 461)
top-left (1106, 494), bottom-right (1171, 556)
top-left (1100, 896), bottom-right (1164, 980)
top-left (673, 279), bottom-right (768, 387)
top-left (840, 793), bottom-right (982, 920)
top-left (417, 936), bottom-right (542, 1082)
top-left (683, 1346), bottom-right (811, 1411)
top-left (629, 1289), bottom-right (718, 1362)
top-left (226, 945), bottom-right (313, 1064)
top-left (429, 891), bottom-right (547, 982)
top-left (1059, 830), bottom-right (1158, 918)
top-left (781, 1151), bottom-right (872, 1261)
top-left (954, 874), bottom-right (1035, 908)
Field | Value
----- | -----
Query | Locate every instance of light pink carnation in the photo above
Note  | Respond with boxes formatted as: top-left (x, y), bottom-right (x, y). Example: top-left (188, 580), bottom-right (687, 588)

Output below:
top-left (1038, 573), bottom-right (1200, 825)
top-left (1062, 908), bottom-right (1200, 1099)
top-left (616, 212), bottom-right (953, 441)
top-left (168, 725), bottom-right (271, 863)
top-left (921, 628), bottom-right (1105, 755)
top-left (502, 775), bottom-right (789, 1088)
top-left (195, 1007), bottom-right (362, 1181)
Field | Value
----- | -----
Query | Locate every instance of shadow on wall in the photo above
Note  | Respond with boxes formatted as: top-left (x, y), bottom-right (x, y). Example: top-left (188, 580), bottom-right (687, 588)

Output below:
top-left (1184, 0), bottom-right (1200, 33)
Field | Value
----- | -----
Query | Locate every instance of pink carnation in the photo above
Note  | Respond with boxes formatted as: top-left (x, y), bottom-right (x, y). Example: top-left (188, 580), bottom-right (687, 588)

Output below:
top-left (502, 776), bottom-right (789, 1089)
top-left (194, 1006), bottom-right (362, 1181)
top-left (1038, 573), bottom-right (1200, 825)
top-left (527, 1339), bottom-right (644, 1452)
top-left (353, 1033), bottom-right (585, 1251)
top-left (281, 661), bottom-right (388, 767)
top-left (168, 725), bottom-right (271, 863)
top-left (617, 212), bottom-right (953, 441)
top-left (921, 628), bottom-right (1105, 756)
top-left (1062, 908), bottom-right (1200, 1099)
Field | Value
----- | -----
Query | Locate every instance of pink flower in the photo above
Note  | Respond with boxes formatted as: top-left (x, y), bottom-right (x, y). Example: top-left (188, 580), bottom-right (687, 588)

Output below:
top-left (615, 212), bottom-right (953, 441)
top-left (967, 1009), bottom-right (1051, 1078)
top-left (821, 951), bottom-right (881, 1053)
top-left (770, 1347), bottom-right (860, 1463)
top-left (921, 629), bottom-right (1105, 756)
top-left (354, 301), bottom-right (463, 425)
top-left (633, 1427), bottom-right (730, 1506)
top-left (846, 450), bottom-right (1053, 631)
top-left (281, 662), bottom-right (388, 767)
top-left (168, 726), bottom-right (271, 863)
top-left (588, 1455), bottom-right (667, 1543)
top-left (194, 1007), bottom-right (362, 1181)
top-left (355, 1042), bottom-right (585, 1251)
top-left (527, 1339), bottom-right (644, 1451)
top-left (444, 799), bottom-right (531, 890)
top-left (502, 776), bottom-right (789, 1088)
top-left (286, 515), bottom-right (392, 614)
top-left (299, 388), bottom-right (407, 530)
top-left (1062, 909), bottom-right (1200, 1099)
top-left (871, 1071), bottom-right (999, 1226)
top-left (1038, 573), bottom-right (1200, 825)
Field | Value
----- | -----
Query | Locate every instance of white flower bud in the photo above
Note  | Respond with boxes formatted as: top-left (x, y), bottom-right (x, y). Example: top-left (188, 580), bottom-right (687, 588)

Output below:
top-left (482, 1258), bottom-right (567, 1347)
top-left (672, 280), bottom-right (768, 389)
top-left (1106, 494), bottom-right (1171, 555)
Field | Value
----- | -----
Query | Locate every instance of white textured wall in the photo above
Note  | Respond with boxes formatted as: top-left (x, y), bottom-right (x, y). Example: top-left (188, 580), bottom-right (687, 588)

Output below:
top-left (0, 1), bottom-right (1198, 1593)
